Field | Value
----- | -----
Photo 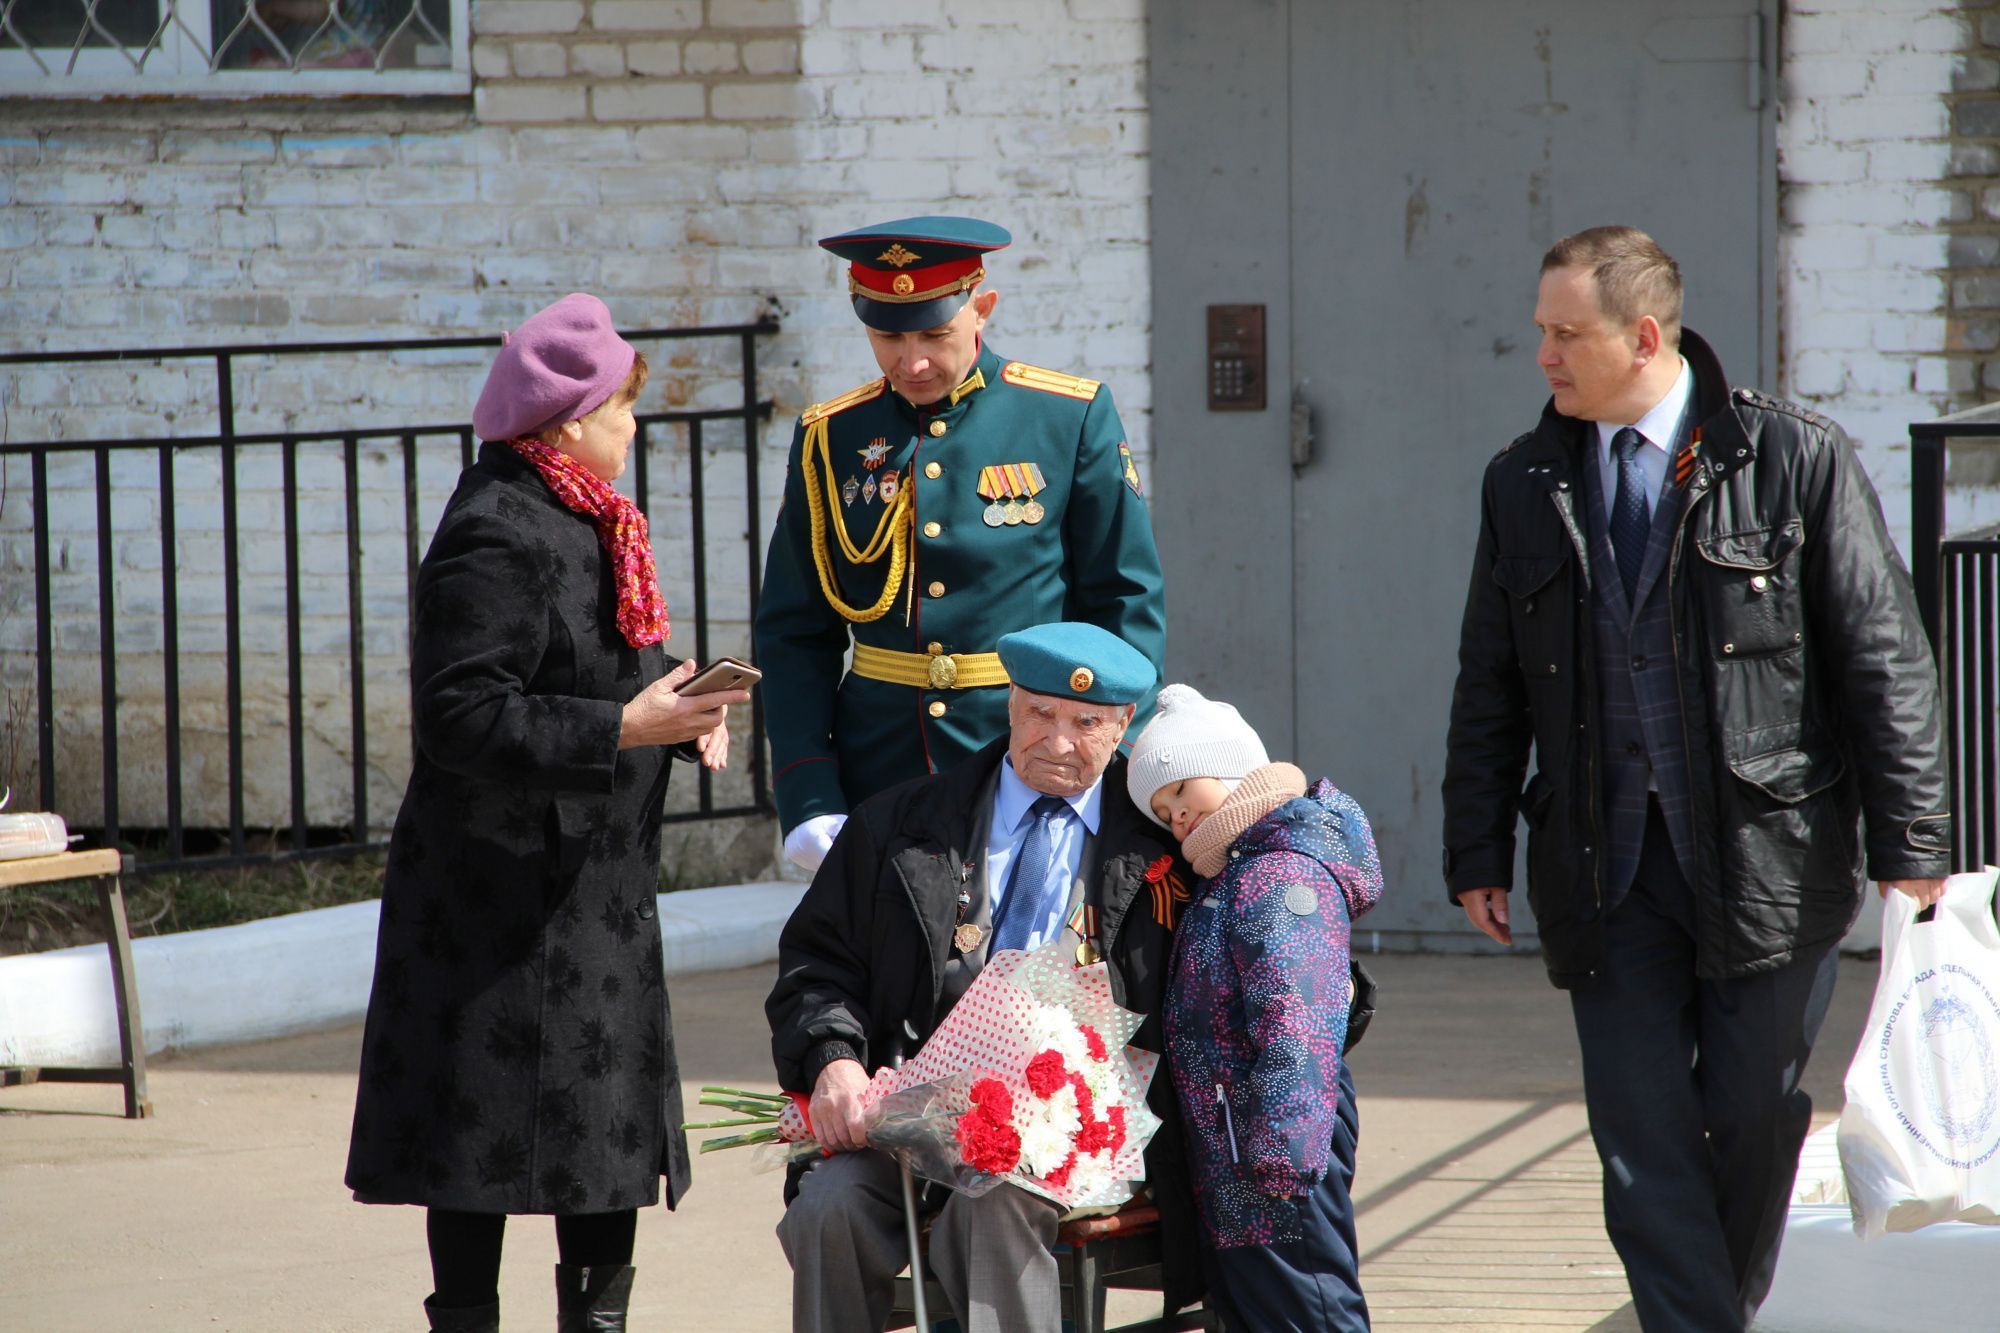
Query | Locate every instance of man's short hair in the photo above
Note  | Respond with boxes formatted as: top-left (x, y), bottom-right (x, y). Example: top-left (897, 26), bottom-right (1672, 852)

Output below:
top-left (1542, 225), bottom-right (1683, 348)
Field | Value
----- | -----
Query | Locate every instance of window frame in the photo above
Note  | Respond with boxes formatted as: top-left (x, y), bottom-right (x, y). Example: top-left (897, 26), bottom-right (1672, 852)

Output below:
top-left (0, 0), bottom-right (471, 97)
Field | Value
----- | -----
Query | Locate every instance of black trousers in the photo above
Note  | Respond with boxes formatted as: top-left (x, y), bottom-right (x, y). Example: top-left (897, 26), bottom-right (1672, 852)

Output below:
top-left (1201, 1061), bottom-right (1370, 1332)
top-left (1570, 804), bottom-right (1837, 1332)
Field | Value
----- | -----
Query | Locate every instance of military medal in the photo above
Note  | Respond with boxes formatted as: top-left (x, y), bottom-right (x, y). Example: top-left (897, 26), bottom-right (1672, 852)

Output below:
top-left (1018, 464), bottom-right (1047, 524)
top-left (1068, 902), bottom-right (1100, 966)
top-left (879, 469), bottom-right (899, 503)
top-left (841, 475), bottom-right (860, 507)
top-left (980, 463), bottom-right (1047, 527)
top-left (862, 474), bottom-right (877, 504)
top-left (858, 439), bottom-right (889, 470)
top-left (954, 922), bottom-right (984, 953)
top-left (977, 465), bottom-right (1012, 526)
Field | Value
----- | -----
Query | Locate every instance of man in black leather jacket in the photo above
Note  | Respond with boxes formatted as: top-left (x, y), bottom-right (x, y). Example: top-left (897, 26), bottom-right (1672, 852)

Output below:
top-left (1442, 226), bottom-right (1950, 1332)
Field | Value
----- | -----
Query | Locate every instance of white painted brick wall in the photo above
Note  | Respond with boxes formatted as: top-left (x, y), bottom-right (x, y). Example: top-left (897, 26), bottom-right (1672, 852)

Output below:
top-left (1779, 2), bottom-right (1968, 552)
top-left (0, 0), bottom-right (1150, 834)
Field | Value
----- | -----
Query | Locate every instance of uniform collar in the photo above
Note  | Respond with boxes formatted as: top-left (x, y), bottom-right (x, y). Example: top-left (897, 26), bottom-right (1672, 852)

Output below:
top-left (893, 343), bottom-right (1003, 422)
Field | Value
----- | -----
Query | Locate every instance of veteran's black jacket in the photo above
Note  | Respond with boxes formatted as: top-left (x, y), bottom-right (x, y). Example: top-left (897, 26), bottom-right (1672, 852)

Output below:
top-left (767, 740), bottom-right (1202, 1310)
top-left (1442, 330), bottom-right (1952, 987)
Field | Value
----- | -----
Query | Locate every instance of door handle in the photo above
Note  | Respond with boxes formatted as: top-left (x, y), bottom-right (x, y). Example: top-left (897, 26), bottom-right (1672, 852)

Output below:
top-left (1291, 382), bottom-right (1316, 474)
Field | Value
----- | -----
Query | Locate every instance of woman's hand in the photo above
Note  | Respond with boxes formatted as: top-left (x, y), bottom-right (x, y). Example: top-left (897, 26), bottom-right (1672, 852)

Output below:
top-left (618, 660), bottom-right (750, 750)
top-left (697, 718), bottom-right (731, 770)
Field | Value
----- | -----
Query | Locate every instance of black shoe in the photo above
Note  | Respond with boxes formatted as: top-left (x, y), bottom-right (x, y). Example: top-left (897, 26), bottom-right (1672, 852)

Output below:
top-left (555, 1264), bottom-right (634, 1332)
top-left (422, 1294), bottom-right (499, 1331)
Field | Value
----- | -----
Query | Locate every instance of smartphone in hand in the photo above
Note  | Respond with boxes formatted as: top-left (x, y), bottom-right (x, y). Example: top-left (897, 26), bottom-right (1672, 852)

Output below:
top-left (678, 656), bottom-right (762, 696)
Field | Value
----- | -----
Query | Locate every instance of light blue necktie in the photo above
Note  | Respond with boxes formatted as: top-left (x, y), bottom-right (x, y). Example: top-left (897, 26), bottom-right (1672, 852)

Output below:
top-left (1610, 426), bottom-right (1649, 601)
top-left (991, 795), bottom-right (1066, 953)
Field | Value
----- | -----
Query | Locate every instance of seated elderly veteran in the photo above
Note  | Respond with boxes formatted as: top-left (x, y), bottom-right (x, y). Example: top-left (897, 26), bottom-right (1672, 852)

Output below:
top-left (766, 621), bottom-right (1201, 1333)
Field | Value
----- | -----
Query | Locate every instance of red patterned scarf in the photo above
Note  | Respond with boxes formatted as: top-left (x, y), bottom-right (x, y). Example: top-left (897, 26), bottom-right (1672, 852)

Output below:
top-left (507, 437), bottom-right (670, 648)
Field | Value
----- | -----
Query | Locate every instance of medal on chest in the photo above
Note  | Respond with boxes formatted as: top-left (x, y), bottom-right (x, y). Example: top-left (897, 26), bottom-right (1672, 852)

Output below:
top-left (951, 861), bottom-right (981, 954)
top-left (977, 463), bottom-right (1048, 526)
top-left (1068, 900), bottom-right (1101, 966)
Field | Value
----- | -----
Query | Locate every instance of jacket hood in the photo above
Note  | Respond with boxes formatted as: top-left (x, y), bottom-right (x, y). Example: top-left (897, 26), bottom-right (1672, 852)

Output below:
top-left (1231, 777), bottom-right (1384, 922)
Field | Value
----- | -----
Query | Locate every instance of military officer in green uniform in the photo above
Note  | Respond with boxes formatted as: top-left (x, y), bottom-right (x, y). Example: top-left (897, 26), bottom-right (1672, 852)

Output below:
top-left (756, 216), bottom-right (1167, 870)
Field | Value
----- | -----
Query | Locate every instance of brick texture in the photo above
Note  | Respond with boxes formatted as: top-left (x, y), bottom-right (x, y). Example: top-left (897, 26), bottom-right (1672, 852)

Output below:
top-left (0, 1), bottom-right (1153, 842)
top-left (1779, 2), bottom-right (2000, 553)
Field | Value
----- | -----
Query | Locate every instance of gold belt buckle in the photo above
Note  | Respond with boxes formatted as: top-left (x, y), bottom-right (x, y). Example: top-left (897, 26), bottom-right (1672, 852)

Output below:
top-left (927, 653), bottom-right (959, 690)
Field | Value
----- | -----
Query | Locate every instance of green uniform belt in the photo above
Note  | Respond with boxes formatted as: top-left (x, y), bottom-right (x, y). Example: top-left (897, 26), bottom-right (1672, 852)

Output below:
top-left (850, 644), bottom-right (1010, 691)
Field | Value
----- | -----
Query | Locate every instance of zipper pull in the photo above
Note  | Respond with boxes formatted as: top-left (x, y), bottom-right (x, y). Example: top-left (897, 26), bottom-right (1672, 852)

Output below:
top-left (1215, 1083), bottom-right (1239, 1164)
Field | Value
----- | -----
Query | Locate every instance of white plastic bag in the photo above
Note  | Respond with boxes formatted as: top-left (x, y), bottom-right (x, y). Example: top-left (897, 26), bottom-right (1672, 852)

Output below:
top-left (1838, 867), bottom-right (2000, 1238)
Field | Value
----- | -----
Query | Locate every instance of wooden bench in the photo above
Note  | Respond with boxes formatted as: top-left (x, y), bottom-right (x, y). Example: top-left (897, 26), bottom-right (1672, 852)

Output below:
top-left (0, 849), bottom-right (152, 1118)
top-left (887, 1201), bottom-right (1215, 1333)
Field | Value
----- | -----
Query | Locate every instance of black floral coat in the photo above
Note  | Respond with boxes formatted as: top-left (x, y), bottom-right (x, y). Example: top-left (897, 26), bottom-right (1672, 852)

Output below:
top-left (345, 442), bottom-right (693, 1216)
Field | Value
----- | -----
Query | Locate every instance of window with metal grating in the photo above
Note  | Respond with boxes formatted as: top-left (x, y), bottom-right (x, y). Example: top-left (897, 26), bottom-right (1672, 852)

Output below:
top-left (0, 0), bottom-right (469, 95)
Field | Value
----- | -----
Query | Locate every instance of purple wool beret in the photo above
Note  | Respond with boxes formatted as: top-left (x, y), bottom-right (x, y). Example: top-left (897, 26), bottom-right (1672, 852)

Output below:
top-left (472, 293), bottom-right (638, 441)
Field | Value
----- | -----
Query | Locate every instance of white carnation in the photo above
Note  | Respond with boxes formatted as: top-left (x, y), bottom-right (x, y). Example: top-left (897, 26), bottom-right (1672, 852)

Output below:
top-left (1020, 1084), bottom-right (1082, 1175)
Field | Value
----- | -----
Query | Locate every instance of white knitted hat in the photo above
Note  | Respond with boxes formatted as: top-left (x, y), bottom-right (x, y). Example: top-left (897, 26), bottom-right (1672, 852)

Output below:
top-left (1126, 683), bottom-right (1269, 827)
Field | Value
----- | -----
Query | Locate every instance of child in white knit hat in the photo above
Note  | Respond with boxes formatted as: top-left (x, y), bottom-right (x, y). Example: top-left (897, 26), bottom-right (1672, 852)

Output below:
top-left (1128, 684), bottom-right (1384, 1330)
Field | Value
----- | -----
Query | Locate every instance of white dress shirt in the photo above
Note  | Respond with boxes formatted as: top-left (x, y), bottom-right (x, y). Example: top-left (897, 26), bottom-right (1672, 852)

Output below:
top-left (1594, 357), bottom-right (1693, 521)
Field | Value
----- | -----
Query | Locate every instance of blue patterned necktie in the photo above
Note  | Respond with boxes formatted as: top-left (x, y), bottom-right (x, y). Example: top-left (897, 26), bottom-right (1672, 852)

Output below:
top-left (992, 795), bottom-right (1067, 953)
top-left (1609, 426), bottom-right (1649, 601)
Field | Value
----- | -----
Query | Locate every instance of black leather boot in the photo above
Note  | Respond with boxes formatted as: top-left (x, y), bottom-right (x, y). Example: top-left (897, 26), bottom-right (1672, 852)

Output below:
top-left (422, 1294), bottom-right (499, 1331)
top-left (554, 1264), bottom-right (634, 1332)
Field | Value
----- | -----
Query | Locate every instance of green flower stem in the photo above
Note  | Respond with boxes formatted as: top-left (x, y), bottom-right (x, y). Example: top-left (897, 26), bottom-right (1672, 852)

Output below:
top-left (682, 1116), bottom-right (776, 1130)
top-left (696, 1128), bottom-right (784, 1153)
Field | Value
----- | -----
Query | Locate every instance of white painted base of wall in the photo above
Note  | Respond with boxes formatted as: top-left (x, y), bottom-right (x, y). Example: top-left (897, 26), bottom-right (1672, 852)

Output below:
top-left (1759, 1125), bottom-right (2000, 1331)
top-left (0, 881), bottom-right (804, 1067)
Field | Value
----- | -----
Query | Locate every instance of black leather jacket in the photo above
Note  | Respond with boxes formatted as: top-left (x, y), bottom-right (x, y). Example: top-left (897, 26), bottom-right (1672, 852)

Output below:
top-left (1442, 330), bottom-right (1951, 987)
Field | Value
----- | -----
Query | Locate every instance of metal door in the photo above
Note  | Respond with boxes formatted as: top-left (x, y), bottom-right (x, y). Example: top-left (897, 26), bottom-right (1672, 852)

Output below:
top-left (1150, 1), bottom-right (1775, 947)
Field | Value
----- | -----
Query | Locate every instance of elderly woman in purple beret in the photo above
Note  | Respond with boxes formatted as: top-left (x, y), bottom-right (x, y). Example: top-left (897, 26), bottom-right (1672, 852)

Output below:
top-left (344, 294), bottom-right (749, 1332)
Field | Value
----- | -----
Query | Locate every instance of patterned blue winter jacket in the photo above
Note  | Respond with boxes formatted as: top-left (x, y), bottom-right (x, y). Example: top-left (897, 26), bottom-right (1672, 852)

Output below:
top-left (1165, 778), bottom-right (1384, 1248)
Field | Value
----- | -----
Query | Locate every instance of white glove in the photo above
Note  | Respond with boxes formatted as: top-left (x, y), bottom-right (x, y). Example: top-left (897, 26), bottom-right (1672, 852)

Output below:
top-left (784, 813), bottom-right (847, 872)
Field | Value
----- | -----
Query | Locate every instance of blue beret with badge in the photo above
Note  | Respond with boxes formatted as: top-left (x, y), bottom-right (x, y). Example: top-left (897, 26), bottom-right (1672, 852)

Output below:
top-left (997, 622), bottom-right (1156, 706)
top-left (819, 215), bottom-right (1012, 333)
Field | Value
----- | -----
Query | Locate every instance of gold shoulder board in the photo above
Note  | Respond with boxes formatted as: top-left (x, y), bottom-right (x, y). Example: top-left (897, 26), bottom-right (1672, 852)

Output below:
top-left (1001, 361), bottom-right (1101, 402)
top-left (801, 377), bottom-right (889, 426)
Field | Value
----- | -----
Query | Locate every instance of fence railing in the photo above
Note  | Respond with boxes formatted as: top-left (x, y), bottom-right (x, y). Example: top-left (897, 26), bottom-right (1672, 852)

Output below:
top-left (0, 320), bottom-right (777, 874)
top-left (1910, 406), bottom-right (2000, 873)
top-left (1941, 524), bottom-right (2000, 872)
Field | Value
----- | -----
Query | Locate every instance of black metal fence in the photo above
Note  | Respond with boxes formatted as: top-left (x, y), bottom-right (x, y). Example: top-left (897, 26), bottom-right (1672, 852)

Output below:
top-left (1910, 407), bottom-right (2000, 873)
top-left (1940, 524), bottom-right (2000, 871)
top-left (0, 321), bottom-right (777, 874)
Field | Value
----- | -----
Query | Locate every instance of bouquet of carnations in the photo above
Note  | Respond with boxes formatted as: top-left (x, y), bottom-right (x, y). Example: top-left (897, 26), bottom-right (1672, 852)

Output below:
top-left (688, 939), bottom-right (1163, 1208)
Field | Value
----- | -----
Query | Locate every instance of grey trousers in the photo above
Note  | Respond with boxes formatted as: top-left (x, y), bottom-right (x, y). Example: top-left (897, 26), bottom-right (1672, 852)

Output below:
top-left (776, 1147), bottom-right (1062, 1333)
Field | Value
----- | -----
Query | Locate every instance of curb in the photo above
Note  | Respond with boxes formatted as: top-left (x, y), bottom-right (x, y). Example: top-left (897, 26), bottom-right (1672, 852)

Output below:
top-left (0, 881), bottom-right (804, 1067)
top-left (1759, 1124), bottom-right (2000, 1330)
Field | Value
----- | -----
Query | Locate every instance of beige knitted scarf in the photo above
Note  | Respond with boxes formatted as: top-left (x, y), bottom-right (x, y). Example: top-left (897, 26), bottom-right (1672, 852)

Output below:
top-left (1181, 762), bottom-right (1308, 878)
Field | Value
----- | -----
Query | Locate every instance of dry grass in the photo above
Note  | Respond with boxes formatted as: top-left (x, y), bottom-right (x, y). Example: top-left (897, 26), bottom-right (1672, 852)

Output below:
top-left (0, 850), bottom-right (386, 956)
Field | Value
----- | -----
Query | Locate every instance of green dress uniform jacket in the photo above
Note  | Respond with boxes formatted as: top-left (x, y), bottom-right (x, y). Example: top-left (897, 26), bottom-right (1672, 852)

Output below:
top-left (755, 343), bottom-right (1167, 833)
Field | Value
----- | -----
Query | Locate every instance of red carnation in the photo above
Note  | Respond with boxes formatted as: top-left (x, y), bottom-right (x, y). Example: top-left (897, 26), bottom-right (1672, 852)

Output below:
top-left (1079, 1024), bottom-right (1108, 1062)
top-left (956, 1077), bottom-right (1023, 1174)
top-left (955, 1112), bottom-right (1022, 1174)
top-left (1144, 854), bottom-right (1174, 883)
top-left (1104, 1104), bottom-right (1128, 1153)
top-left (968, 1076), bottom-right (1013, 1120)
top-left (1024, 1050), bottom-right (1070, 1099)
top-left (1068, 1071), bottom-right (1094, 1121)
top-left (1043, 1151), bottom-right (1079, 1188)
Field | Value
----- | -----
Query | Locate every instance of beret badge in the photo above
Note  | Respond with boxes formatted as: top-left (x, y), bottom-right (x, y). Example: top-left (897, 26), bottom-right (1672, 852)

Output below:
top-left (1070, 666), bottom-right (1095, 694)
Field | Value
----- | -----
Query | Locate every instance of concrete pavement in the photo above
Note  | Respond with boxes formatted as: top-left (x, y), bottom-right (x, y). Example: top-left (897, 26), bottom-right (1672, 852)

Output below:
top-left (0, 951), bottom-right (1877, 1332)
